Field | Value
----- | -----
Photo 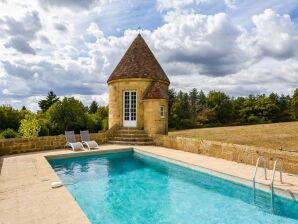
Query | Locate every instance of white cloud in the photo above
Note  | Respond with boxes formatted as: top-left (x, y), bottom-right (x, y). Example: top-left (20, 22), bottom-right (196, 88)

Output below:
top-left (149, 11), bottom-right (250, 76)
top-left (0, 0), bottom-right (297, 112)
top-left (251, 9), bottom-right (298, 59)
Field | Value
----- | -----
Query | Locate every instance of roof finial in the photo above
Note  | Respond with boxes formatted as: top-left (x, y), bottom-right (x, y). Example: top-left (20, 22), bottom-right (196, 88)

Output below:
top-left (137, 26), bottom-right (143, 35)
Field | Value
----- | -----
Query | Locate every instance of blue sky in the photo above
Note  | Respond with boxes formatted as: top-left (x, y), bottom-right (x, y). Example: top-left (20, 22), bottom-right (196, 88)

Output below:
top-left (0, 0), bottom-right (298, 111)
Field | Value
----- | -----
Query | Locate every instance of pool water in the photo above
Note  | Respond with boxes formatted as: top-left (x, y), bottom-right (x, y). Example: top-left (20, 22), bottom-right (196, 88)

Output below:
top-left (49, 151), bottom-right (298, 224)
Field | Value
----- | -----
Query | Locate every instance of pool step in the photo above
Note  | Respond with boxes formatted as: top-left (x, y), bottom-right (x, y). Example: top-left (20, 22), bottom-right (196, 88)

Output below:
top-left (108, 128), bottom-right (155, 146)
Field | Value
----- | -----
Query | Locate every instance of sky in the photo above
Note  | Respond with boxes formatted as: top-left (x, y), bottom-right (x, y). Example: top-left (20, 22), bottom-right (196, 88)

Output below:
top-left (0, 0), bottom-right (298, 112)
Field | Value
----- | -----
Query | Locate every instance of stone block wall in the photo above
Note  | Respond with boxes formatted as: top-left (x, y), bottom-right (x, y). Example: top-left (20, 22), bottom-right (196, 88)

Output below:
top-left (143, 99), bottom-right (168, 135)
top-left (153, 135), bottom-right (298, 174)
top-left (0, 126), bottom-right (119, 156)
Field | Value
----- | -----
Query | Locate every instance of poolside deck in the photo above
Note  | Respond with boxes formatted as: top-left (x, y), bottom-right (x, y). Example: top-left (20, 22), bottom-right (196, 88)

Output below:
top-left (1, 144), bottom-right (298, 224)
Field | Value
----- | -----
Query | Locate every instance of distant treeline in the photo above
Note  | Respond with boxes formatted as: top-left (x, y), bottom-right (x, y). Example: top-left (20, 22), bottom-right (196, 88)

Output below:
top-left (168, 88), bottom-right (298, 129)
top-left (1, 89), bottom-right (298, 139)
top-left (0, 91), bottom-right (108, 139)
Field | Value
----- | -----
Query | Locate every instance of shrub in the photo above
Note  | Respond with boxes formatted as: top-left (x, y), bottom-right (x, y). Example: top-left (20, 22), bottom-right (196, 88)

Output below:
top-left (19, 114), bottom-right (41, 138)
top-left (101, 118), bottom-right (108, 131)
top-left (0, 128), bottom-right (19, 139)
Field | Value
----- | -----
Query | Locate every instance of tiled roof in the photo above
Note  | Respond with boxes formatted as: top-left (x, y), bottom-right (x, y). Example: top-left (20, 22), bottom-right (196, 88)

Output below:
top-left (107, 34), bottom-right (170, 83)
top-left (143, 82), bottom-right (168, 100)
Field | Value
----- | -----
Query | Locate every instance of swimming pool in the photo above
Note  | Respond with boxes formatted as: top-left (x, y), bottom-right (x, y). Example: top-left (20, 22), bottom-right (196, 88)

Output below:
top-left (49, 151), bottom-right (298, 224)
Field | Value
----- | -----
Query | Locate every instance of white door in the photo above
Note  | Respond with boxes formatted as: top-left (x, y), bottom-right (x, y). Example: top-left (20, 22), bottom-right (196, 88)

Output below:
top-left (123, 91), bottom-right (137, 127)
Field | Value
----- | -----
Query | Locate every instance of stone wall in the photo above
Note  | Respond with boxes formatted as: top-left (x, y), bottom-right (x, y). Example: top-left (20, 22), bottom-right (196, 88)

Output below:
top-left (0, 126), bottom-right (119, 156)
top-left (153, 134), bottom-right (298, 174)
top-left (143, 99), bottom-right (168, 135)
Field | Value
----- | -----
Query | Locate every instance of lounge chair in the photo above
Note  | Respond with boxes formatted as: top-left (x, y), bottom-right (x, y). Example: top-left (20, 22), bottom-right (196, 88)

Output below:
top-left (80, 130), bottom-right (99, 150)
top-left (65, 131), bottom-right (84, 151)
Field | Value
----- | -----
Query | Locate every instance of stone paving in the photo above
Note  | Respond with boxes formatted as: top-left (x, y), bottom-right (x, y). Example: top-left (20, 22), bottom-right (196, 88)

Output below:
top-left (1, 144), bottom-right (297, 224)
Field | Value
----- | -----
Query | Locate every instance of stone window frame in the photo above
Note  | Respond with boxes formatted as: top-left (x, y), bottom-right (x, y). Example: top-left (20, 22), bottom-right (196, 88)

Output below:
top-left (160, 106), bottom-right (165, 118)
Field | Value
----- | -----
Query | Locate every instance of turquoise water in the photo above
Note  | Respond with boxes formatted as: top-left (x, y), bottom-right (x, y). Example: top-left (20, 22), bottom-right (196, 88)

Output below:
top-left (49, 151), bottom-right (298, 224)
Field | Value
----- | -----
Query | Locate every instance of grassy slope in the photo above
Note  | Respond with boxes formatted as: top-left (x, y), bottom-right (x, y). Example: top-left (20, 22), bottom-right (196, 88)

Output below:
top-left (169, 121), bottom-right (298, 152)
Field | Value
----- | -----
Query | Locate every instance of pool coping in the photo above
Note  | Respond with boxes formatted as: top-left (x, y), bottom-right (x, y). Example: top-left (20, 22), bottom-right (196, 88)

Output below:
top-left (46, 147), bottom-right (298, 201)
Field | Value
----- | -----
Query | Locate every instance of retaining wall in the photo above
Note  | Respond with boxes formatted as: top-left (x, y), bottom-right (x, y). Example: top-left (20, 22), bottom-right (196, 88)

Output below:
top-left (0, 126), bottom-right (118, 156)
top-left (153, 135), bottom-right (298, 174)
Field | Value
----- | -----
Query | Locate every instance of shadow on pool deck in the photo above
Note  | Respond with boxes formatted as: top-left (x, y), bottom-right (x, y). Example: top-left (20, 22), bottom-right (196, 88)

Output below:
top-left (0, 157), bottom-right (3, 174)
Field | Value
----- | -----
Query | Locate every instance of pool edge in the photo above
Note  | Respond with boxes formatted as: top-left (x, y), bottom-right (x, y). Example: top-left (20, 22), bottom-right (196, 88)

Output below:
top-left (45, 147), bottom-right (298, 202)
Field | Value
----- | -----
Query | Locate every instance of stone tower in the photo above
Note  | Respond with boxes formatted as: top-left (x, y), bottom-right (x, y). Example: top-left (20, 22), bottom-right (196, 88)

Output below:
top-left (107, 34), bottom-right (170, 135)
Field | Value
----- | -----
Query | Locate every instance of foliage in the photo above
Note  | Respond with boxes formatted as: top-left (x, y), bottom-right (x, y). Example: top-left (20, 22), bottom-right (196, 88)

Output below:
top-left (38, 91), bottom-right (60, 112)
top-left (1, 87), bottom-right (297, 137)
top-left (168, 88), bottom-right (296, 130)
top-left (97, 106), bottom-right (109, 119)
top-left (291, 89), bottom-right (298, 119)
top-left (47, 97), bottom-right (87, 134)
top-left (206, 91), bottom-right (233, 123)
top-left (101, 118), bottom-right (109, 131)
top-left (89, 101), bottom-right (99, 114)
top-left (0, 128), bottom-right (19, 139)
top-left (36, 112), bottom-right (50, 136)
top-left (0, 106), bottom-right (27, 131)
top-left (19, 114), bottom-right (41, 138)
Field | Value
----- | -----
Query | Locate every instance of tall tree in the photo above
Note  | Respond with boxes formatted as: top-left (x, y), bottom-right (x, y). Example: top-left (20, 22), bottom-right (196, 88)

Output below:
top-left (291, 89), bottom-right (298, 119)
top-left (197, 90), bottom-right (206, 111)
top-left (38, 91), bottom-right (59, 112)
top-left (206, 91), bottom-right (233, 123)
top-left (89, 101), bottom-right (99, 114)
top-left (47, 97), bottom-right (87, 134)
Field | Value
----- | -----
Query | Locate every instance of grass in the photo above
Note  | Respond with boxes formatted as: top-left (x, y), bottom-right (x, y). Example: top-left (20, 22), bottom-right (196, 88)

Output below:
top-left (169, 121), bottom-right (298, 152)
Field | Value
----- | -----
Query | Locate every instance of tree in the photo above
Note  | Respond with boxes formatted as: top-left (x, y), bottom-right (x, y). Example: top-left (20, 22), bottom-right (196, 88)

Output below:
top-left (21, 106), bottom-right (27, 111)
top-left (89, 101), bottom-right (98, 114)
top-left (97, 106), bottom-right (108, 120)
top-left (291, 89), bottom-right (298, 119)
top-left (36, 112), bottom-right (50, 136)
top-left (254, 95), bottom-right (279, 122)
top-left (197, 90), bottom-right (206, 111)
top-left (278, 94), bottom-right (292, 121)
top-left (19, 114), bottom-right (41, 137)
top-left (0, 105), bottom-right (25, 131)
top-left (168, 89), bottom-right (177, 122)
top-left (47, 97), bottom-right (87, 134)
top-left (38, 91), bottom-right (59, 112)
top-left (206, 91), bottom-right (233, 123)
top-left (189, 88), bottom-right (199, 109)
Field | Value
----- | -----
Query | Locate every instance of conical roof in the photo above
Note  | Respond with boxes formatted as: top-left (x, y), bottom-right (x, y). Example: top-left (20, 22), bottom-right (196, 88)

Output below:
top-left (143, 81), bottom-right (168, 100)
top-left (107, 34), bottom-right (170, 83)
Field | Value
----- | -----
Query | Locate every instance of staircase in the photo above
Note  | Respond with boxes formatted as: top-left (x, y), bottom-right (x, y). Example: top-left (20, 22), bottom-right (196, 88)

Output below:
top-left (108, 128), bottom-right (155, 145)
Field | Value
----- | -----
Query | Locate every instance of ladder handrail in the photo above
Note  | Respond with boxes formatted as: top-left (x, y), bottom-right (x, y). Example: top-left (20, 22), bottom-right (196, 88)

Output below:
top-left (253, 156), bottom-right (267, 182)
top-left (271, 159), bottom-right (283, 188)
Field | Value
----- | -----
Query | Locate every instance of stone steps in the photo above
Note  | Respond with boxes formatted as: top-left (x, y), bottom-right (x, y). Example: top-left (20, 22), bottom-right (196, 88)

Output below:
top-left (111, 137), bottom-right (153, 142)
top-left (115, 133), bottom-right (149, 138)
top-left (107, 140), bottom-right (154, 145)
top-left (108, 128), bottom-right (155, 145)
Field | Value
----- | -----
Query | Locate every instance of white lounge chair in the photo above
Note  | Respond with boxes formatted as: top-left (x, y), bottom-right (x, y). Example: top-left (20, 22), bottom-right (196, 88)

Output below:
top-left (65, 131), bottom-right (84, 151)
top-left (80, 130), bottom-right (99, 150)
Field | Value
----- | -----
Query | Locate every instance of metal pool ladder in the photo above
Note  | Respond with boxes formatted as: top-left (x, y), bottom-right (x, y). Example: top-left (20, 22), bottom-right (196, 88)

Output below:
top-left (253, 156), bottom-right (267, 188)
top-left (270, 159), bottom-right (283, 191)
top-left (252, 156), bottom-right (283, 212)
